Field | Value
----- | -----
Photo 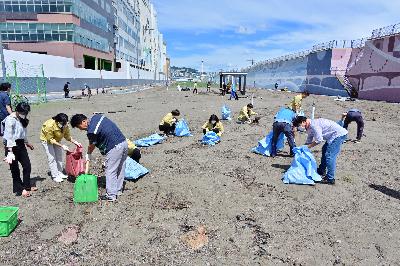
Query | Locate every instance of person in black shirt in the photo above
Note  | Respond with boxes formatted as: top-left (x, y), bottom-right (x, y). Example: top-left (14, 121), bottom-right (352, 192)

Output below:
top-left (63, 82), bottom-right (70, 98)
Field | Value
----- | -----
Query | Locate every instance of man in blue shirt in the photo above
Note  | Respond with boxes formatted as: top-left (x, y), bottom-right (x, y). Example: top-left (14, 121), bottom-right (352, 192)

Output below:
top-left (293, 116), bottom-right (348, 184)
top-left (271, 107), bottom-right (297, 157)
top-left (0, 83), bottom-right (13, 132)
top-left (71, 114), bottom-right (128, 201)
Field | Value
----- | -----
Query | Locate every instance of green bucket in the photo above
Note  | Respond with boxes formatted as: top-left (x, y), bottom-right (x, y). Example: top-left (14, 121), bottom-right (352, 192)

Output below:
top-left (73, 174), bottom-right (98, 203)
top-left (0, 206), bottom-right (19, 237)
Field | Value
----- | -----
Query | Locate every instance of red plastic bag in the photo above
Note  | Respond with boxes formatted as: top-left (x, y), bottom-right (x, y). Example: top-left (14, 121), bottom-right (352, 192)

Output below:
top-left (65, 147), bottom-right (85, 177)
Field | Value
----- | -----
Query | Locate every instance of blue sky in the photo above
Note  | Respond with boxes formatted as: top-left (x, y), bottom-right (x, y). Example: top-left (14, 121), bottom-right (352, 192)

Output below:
top-left (152, 0), bottom-right (400, 72)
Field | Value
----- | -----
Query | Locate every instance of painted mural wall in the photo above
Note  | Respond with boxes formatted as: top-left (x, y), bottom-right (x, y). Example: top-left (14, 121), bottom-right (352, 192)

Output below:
top-left (247, 49), bottom-right (349, 97)
top-left (346, 34), bottom-right (400, 102)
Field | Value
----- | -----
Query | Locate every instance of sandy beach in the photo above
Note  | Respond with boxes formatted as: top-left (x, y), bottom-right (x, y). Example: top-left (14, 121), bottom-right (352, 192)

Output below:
top-left (0, 86), bottom-right (399, 265)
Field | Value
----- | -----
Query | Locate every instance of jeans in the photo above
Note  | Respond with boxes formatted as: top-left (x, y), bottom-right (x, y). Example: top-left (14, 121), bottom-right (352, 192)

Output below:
top-left (42, 141), bottom-right (64, 179)
top-left (271, 121), bottom-right (296, 156)
top-left (229, 91), bottom-right (238, 100)
top-left (105, 141), bottom-right (128, 199)
top-left (159, 124), bottom-right (176, 135)
top-left (317, 135), bottom-right (347, 181)
top-left (5, 139), bottom-right (32, 194)
top-left (343, 111), bottom-right (364, 140)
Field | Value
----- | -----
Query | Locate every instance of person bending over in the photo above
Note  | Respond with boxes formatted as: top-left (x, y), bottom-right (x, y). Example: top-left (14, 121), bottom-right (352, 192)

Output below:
top-left (71, 114), bottom-right (128, 202)
top-left (341, 109), bottom-right (364, 142)
top-left (271, 107), bottom-right (297, 157)
top-left (293, 116), bottom-right (347, 185)
top-left (40, 113), bottom-right (82, 182)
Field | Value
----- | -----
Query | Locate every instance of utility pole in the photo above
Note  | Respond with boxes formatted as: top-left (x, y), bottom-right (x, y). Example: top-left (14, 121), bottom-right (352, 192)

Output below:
top-left (0, 33), bottom-right (6, 81)
top-left (247, 59), bottom-right (255, 65)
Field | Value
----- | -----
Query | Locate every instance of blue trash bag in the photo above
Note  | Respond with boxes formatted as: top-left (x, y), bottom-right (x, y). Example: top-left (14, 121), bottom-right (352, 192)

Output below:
top-left (251, 130), bottom-right (286, 157)
top-left (125, 157), bottom-right (149, 180)
top-left (282, 146), bottom-right (322, 185)
top-left (174, 119), bottom-right (192, 137)
top-left (337, 120), bottom-right (344, 127)
top-left (134, 133), bottom-right (165, 147)
top-left (202, 131), bottom-right (221, 146)
top-left (221, 105), bottom-right (232, 120)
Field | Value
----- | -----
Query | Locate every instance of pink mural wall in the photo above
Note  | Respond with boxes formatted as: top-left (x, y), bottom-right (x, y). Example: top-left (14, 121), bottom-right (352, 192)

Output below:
top-left (346, 34), bottom-right (400, 102)
top-left (331, 48), bottom-right (353, 76)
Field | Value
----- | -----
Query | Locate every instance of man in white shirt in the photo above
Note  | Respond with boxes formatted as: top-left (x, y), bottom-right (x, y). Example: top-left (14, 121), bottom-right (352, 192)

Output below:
top-left (293, 116), bottom-right (348, 184)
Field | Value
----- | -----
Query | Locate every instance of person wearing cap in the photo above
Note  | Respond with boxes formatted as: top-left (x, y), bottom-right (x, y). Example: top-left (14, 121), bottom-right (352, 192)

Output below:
top-left (70, 114), bottom-right (128, 202)
top-left (237, 103), bottom-right (257, 123)
top-left (271, 107), bottom-right (297, 157)
top-left (341, 109), bottom-right (364, 142)
top-left (293, 116), bottom-right (348, 185)
top-left (40, 113), bottom-right (82, 182)
top-left (289, 91), bottom-right (310, 114)
top-left (202, 114), bottom-right (224, 136)
top-left (159, 109), bottom-right (180, 135)
top-left (2, 102), bottom-right (37, 197)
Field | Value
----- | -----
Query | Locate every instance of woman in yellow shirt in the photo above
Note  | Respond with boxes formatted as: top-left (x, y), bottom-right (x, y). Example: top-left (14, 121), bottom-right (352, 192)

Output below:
top-left (127, 139), bottom-right (141, 163)
top-left (159, 109), bottom-right (180, 135)
top-left (40, 113), bottom-right (81, 182)
top-left (237, 103), bottom-right (257, 123)
top-left (202, 114), bottom-right (224, 136)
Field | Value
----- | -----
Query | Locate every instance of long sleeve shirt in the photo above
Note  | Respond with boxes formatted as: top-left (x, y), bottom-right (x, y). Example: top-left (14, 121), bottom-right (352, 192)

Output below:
top-left (274, 107), bottom-right (296, 124)
top-left (2, 113), bottom-right (28, 148)
top-left (160, 113), bottom-right (176, 126)
top-left (306, 118), bottom-right (348, 145)
top-left (40, 118), bottom-right (72, 144)
top-left (238, 106), bottom-right (257, 122)
top-left (202, 121), bottom-right (224, 136)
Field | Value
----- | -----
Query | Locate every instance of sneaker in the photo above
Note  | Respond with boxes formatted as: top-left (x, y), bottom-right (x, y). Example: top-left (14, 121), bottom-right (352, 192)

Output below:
top-left (100, 195), bottom-right (117, 202)
top-left (53, 177), bottom-right (63, 183)
top-left (320, 178), bottom-right (335, 185)
top-left (353, 139), bottom-right (361, 144)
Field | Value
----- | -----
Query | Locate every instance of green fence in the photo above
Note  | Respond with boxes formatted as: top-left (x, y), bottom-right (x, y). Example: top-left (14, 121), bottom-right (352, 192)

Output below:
top-left (6, 60), bottom-right (47, 107)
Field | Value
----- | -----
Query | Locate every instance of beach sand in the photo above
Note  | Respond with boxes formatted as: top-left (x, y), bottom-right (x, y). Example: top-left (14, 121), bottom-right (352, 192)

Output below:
top-left (0, 86), bottom-right (399, 265)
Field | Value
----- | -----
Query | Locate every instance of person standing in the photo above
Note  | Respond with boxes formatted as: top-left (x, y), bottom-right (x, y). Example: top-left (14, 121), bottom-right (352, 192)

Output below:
top-left (206, 81), bottom-right (211, 92)
top-left (289, 91), bottom-right (310, 114)
top-left (70, 114), bottom-right (128, 202)
top-left (222, 82), bottom-right (227, 96)
top-left (3, 102), bottom-right (37, 197)
top-left (271, 107), bottom-right (297, 157)
top-left (63, 82), bottom-right (70, 98)
top-left (293, 116), bottom-right (348, 184)
top-left (342, 109), bottom-right (364, 142)
top-left (193, 82), bottom-right (198, 94)
top-left (40, 113), bottom-right (82, 182)
top-left (85, 84), bottom-right (92, 98)
top-left (0, 83), bottom-right (13, 133)
top-left (229, 82), bottom-right (239, 100)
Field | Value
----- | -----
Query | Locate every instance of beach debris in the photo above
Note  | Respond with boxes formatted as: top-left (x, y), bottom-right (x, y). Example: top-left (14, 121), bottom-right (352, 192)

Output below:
top-left (180, 225), bottom-right (208, 250)
top-left (58, 225), bottom-right (80, 245)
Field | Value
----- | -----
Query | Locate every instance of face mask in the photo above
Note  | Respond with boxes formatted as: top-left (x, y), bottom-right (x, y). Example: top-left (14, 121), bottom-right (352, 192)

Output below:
top-left (19, 114), bottom-right (27, 119)
top-left (58, 123), bottom-right (65, 129)
top-left (211, 121), bottom-right (217, 124)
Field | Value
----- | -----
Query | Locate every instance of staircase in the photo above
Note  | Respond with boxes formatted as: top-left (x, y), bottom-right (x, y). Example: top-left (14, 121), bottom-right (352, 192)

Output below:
top-left (336, 74), bottom-right (358, 98)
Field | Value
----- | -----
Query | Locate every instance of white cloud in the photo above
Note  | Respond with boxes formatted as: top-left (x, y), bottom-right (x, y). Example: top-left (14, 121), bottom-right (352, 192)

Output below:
top-left (152, 0), bottom-right (400, 70)
top-left (235, 26), bottom-right (256, 35)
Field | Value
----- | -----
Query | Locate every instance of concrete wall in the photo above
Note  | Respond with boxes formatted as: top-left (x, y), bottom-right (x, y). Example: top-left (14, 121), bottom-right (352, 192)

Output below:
top-left (346, 34), bottom-right (400, 102)
top-left (247, 49), bottom-right (349, 97)
top-left (1, 49), bottom-right (162, 92)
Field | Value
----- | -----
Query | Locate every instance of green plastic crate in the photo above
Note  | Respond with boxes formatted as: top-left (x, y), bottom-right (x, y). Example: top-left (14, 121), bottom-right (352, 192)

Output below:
top-left (74, 174), bottom-right (98, 203)
top-left (0, 206), bottom-right (19, 237)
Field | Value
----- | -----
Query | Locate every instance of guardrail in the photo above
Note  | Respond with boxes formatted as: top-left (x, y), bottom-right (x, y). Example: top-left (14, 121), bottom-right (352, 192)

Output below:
top-left (243, 22), bottom-right (399, 72)
top-left (371, 22), bottom-right (400, 39)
